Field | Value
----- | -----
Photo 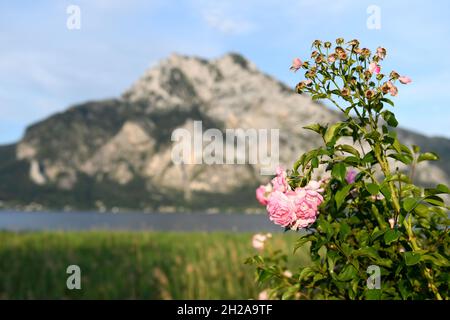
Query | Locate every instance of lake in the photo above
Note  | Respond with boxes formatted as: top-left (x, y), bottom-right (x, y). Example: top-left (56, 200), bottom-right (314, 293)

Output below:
top-left (0, 211), bottom-right (280, 232)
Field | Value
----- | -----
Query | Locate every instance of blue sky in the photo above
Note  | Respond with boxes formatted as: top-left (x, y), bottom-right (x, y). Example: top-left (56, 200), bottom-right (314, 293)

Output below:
top-left (1, 0), bottom-right (449, 144)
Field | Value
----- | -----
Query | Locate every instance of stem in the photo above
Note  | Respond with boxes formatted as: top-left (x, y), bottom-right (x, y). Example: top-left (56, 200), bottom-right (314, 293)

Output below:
top-left (404, 216), bottom-right (443, 300)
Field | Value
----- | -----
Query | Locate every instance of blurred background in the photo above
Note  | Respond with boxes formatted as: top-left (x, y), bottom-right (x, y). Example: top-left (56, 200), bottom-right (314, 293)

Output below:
top-left (0, 0), bottom-right (449, 299)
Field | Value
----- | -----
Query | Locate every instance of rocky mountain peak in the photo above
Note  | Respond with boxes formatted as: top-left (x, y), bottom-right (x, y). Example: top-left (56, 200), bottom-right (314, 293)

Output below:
top-left (122, 52), bottom-right (275, 108)
top-left (1, 52), bottom-right (449, 211)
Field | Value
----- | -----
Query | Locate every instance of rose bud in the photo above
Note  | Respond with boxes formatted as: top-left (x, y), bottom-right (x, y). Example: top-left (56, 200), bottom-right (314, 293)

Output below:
top-left (290, 58), bottom-right (303, 72)
top-left (398, 76), bottom-right (412, 84)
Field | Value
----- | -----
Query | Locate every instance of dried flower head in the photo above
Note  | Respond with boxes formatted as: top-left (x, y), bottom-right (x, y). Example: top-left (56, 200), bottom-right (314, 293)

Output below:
top-left (387, 81), bottom-right (398, 96)
top-left (347, 39), bottom-right (360, 47)
top-left (390, 71), bottom-right (400, 80)
top-left (377, 47), bottom-right (387, 59)
top-left (381, 82), bottom-right (391, 94)
top-left (315, 55), bottom-right (324, 64)
top-left (361, 48), bottom-right (371, 57)
top-left (335, 46), bottom-right (345, 55)
top-left (336, 37), bottom-right (344, 45)
top-left (354, 47), bottom-right (363, 55)
top-left (312, 40), bottom-right (322, 48)
top-left (365, 89), bottom-right (375, 99)
top-left (341, 87), bottom-right (350, 96)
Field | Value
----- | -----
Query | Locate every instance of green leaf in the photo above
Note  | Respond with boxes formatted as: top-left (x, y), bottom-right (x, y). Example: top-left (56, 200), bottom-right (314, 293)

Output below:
top-left (413, 203), bottom-right (429, 218)
top-left (362, 151), bottom-right (375, 165)
top-left (371, 228), bottom-right (386, 242)
top-left (424, 195), bottom-right (445, 207)
top-left (317, 219), bottom-right (333, 240)
top-left (418, 152), bottom-right (439, 162)
top-left (303, 123), bottom-right (324, 135)
top-left (343, 156), bottom-right (360, 166)
top-left (424, 184), bottom-right (450, 196)
top-left (257, 268), bottom-right (273, 282)
top-left (331, 163), bottom-right (346, 182)
top-left (384, 229), bottom-right (400, 245)
top-left (392, 138), bottom-right (402, 154)
top-left (298, 267), bottom-right (315, 281)
top-left (388, 153), bottom-right (413, 165)
top-left (400, 144), bottom-right (413, 157)
top-left (339, 223), bottom-right (351, 240)
top-left (402, 197), bottom-right (422, 212)
top-left (294, 235), bottom-right (314, 252)
top-left (365, 289), bottom-right (382, 300)
top-left (353, 247), bottom-right (379, 260)
top-left (382, 110), bottom-right (398, 127)
top-left (380, 185), bottom-right (392, 202)
top-left (420, 253), bottom-right (450, 267)
top-left (366, 183), bottom-right (380, 196)
top-left (381, 97), bottom-right (394, 106)
top-left (324, 122), bottom-right (345, 144)
top-left (311, 156), bottom-right (319, 168)
top-left (437, 184), bottom-right (450, 194)
top-left (404, 252), bottom-right (421, 266)
top-left (337, 264), bottom-right (357, 282)
top-left (336, 144), bottom-right (360, 158)
top-left (335, 184), bottom-right (353, 209)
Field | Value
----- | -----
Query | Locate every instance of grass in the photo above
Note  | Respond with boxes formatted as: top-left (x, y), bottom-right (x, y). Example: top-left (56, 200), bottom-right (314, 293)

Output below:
top-left (0, 231), bottom-right (309, 299)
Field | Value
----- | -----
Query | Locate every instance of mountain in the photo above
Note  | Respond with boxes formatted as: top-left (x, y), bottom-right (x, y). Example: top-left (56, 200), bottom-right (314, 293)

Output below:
top-left (0, 53), bottom-right (448, 212)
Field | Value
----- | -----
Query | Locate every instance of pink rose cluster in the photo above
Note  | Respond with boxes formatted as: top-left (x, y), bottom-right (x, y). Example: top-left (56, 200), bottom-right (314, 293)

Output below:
top-left (256, 167), bottom-right (324, 230)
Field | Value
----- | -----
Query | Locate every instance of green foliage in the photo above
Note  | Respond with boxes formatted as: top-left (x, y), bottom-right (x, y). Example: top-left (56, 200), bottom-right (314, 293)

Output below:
top-left (0, 231), bottom-right (309, 299)
top-left (247, 39), bottom-right (449, 300)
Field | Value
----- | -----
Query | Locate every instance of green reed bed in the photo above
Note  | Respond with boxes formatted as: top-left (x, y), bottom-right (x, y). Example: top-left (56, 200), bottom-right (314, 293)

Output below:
top-left (0, 231), bottom-right (309, 299)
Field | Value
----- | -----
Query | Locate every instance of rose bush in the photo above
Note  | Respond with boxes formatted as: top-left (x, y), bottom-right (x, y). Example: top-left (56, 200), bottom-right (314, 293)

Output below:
top-left (247, 38), bottom-right (449, 300)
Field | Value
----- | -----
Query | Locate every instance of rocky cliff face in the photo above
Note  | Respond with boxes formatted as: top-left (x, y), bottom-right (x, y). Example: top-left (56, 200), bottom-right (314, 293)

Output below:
top-left (1, 53), bottom-right (448, 211)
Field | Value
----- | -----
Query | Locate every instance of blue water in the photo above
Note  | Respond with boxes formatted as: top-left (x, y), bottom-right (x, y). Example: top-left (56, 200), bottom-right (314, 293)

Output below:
top-left (0, 211), bottom-right (279, 232)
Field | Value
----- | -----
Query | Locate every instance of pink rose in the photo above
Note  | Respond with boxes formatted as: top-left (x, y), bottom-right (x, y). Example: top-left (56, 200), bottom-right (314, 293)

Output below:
top-left (266, 191), bottom-right (296, 227)
top-left (304, 189), bottom-right (324, 209)
top-left (388, 218), bottom-right (395, 229)
top-left (386, 81), bottom-right (398, 96)
top-left (252, 233), bottom-right (271, 250)
top-left (256, 183), bottom-right (272, 205)
top-left (258, 290), bottom-right (269, 300)
top-left (345, 169), bottom-right (357, 184)
top-left (388, 83), bottom-right (398, 96)
top-left (271, 166), bottom-right (289, 192)
top-left (369, 62), bottom-right (381, 74)
top-left (371, 193), bottom-right (385, 201)
top-left (290, 58), bottom-right (302, 72)
top-left (305, 180), bottom-right (324, 193)
top-left (290, 188), bottom-right (323, 230)
top-left (398, 76), bottom-right (412, 84)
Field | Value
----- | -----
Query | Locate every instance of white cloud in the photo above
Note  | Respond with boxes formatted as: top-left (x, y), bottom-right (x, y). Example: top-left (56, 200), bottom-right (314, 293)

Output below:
top-left (202, 7), bottom-right (254, 34)
top-left (194, 0), bottom-right (255, 35)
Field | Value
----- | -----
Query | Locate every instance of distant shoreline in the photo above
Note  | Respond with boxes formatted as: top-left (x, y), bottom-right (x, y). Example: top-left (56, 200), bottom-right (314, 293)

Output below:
top-left (0, 210), bottom-right (277, 232)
